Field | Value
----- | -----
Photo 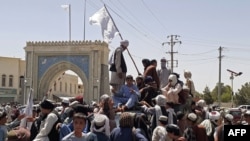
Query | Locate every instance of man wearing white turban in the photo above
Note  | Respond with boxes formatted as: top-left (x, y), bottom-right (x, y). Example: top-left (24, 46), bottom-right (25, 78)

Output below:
top-left (161, 74), bottom-right (182, 104)
top-left (161, 73), bottom-right (183, 113)
top-left (109, 40), bottom-right (129, 94)
top-left (140, 94), bottom-right (168, 131)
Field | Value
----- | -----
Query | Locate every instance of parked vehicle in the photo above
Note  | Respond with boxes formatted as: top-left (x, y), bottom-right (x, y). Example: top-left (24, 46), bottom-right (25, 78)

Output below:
top-left (228, 108), bottom-right (242, 124)
top-left (237, 105), bottom-right (250, 110)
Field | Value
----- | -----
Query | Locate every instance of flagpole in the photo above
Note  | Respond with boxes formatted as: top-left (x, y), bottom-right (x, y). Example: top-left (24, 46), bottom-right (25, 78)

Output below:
top-left (83, 0), bottom-right (86, 40)
top-left (104, 5), bottom-right (141, 75)
top-left (69, 4), bottom-right (71, 41)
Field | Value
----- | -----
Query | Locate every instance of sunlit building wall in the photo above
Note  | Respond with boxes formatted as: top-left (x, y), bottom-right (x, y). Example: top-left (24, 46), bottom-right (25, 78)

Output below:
top-left (0, 56), bottom-right (25, 104)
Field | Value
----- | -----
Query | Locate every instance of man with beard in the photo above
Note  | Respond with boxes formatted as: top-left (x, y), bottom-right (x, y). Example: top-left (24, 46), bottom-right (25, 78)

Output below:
top-left (109, 40), bottom-right (129, 94)
top-left (33, 99), bottom-right (61, 141)
top-left (139, 76), bottom-right (159, 107)
top-left (143, 59), bottom-right (160, 89)
top-left (157, 57), bottom-right (171, 89)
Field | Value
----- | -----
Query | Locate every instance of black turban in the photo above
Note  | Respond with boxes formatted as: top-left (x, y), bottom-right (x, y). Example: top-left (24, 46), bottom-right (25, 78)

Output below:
top-left (40, 99), bottom-right (55, 110)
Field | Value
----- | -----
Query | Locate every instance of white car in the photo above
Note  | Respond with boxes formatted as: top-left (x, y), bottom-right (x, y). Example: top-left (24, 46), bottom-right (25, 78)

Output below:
top-left (237, 105), bottom-right (250, 110)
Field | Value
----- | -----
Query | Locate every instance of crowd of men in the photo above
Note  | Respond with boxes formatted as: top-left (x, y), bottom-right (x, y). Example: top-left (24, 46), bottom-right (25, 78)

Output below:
top-left (0, 40), bottom-right (250, 141)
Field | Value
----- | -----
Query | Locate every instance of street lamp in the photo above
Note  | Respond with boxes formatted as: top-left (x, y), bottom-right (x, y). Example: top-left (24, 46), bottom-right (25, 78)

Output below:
top-left (227, 69), bottom-right (242, 107)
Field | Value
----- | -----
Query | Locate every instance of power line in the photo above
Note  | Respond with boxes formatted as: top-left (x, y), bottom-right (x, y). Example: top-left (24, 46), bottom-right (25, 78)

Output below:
top-left (114, 0), bottom-right (165, 42)
top-left (140, 0), bottom-right (169, 32)
top-left (103, 4), bottom-right (165, 53)
top-left (179, 57), bottom-right (217, 62)
top-left (162, 35), bottom-right (182, 72)
top-left (178, 49), bottom-right (217, 56)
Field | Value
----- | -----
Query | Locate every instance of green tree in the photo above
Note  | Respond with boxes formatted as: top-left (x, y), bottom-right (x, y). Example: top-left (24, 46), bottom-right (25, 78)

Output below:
top-left (211, 83), bottom-right (221, 101)
top-left (195, 91), bottom-right (203, 98)
top-left (203, 86), bottom-right (214, 105)
top-left (234, 82), bottom-right (250, 105)
top-left (211, 83), bottom-right (232, 103)
top-left (221, 85), bottom-right (231, 102)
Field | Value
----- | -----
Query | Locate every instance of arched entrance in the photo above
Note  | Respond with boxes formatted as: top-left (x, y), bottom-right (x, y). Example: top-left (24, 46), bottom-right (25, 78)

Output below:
top-left (24, 40), bottom-right (110, 103)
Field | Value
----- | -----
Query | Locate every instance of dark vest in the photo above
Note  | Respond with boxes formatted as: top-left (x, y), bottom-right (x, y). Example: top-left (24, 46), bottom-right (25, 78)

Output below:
top-left (151, 106), bottom-right (168, 131)
top-left (48, 111), bottom-right (61, 141)
top-left (30, 110), bottom-right (61, 141)
top-left (109, 48), bottom-right (127, 73)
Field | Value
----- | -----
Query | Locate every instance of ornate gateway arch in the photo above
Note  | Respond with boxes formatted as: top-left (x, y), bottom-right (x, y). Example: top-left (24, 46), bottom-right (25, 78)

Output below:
top-left (24, 40), bottom-right (110, 103)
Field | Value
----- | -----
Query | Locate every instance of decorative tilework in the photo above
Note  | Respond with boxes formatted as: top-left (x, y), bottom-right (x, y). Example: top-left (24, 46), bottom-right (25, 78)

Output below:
top-left (38, 55), bottom-right (89, 79)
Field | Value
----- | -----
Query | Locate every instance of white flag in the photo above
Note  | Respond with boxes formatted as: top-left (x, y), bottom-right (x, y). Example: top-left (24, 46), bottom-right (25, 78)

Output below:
top-left (20, 89), bottom-right (34, 129)
top-left (61, 4), bottom-right (69, 11)
top-left (89, 7), bottom-right (119, 43)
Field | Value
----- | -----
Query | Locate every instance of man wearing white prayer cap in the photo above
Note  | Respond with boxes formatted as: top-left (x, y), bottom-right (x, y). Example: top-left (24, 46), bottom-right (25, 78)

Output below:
top-left (109, 40), bottom-right (129, 94)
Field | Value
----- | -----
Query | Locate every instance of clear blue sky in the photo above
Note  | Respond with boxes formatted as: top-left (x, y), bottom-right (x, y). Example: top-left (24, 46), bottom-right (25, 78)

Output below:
top-left (1, 0), bottom-right (250, 93)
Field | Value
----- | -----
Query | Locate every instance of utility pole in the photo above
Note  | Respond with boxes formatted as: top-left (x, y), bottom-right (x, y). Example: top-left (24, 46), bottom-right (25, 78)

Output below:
top-left (226, 69), bottom-right (242, 107)
top-left (162, 35), bottom-right (181, 73)
top-left (218, 46), bottom-right (223, 107)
